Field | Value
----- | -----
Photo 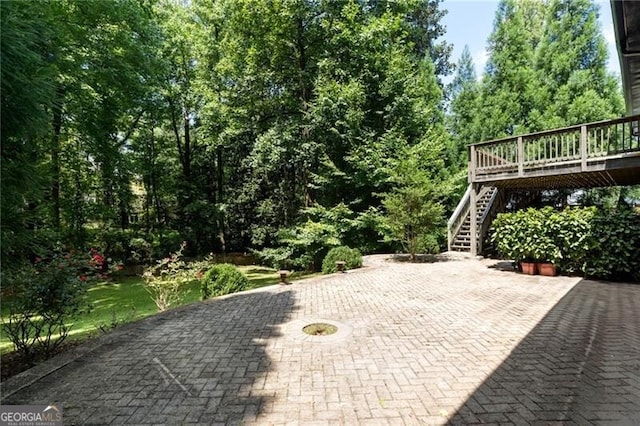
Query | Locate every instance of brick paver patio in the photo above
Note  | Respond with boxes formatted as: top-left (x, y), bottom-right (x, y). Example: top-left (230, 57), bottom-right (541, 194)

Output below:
top-left (2, 255), bottom-right (639, 425)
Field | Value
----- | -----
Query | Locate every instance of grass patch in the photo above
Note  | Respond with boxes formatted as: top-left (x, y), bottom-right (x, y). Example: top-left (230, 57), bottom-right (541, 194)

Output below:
top-left (1, 265), bottom-right (319, 355)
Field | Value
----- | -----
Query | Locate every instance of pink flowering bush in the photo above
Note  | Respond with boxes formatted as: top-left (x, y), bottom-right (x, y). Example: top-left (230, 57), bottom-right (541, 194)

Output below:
top-left (2, 248), bottom-right (117, 363)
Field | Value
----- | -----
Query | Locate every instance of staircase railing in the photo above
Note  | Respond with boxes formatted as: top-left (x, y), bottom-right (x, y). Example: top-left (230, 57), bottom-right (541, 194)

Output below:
top-left (447, 184), bottom-right (471, 251)
top-left (478, 187), bottom-right (505, 254)
top-left (448, 185), bottom-right (500, 253)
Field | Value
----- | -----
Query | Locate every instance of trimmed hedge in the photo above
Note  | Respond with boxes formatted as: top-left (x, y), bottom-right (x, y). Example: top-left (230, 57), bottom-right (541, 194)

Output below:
top-left (322, 246), bottom-right (363, 274)
top-left (200, 264), bottom-right (249, 300)
top-left (585, 208), bottom-right (640, 281)
top-left (491, 206), bottom-right (640, 281)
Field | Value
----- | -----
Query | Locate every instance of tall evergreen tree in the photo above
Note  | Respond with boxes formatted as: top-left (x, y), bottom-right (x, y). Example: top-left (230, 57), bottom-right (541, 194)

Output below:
top-left (447, 45), bottom-right (478, 165)
top-left (536, 0), bottom-right (623, 127)
top-left (475, 0), bottom-right (543, 140)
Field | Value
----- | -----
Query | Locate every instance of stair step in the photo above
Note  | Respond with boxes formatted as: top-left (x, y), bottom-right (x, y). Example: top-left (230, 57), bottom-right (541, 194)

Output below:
top-left (449, 186), bottom-right (499, 255)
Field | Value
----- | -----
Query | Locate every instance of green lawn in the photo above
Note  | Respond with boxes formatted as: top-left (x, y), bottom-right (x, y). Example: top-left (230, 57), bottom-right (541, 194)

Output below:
top-left (1, 266), bottom-right (318, 354)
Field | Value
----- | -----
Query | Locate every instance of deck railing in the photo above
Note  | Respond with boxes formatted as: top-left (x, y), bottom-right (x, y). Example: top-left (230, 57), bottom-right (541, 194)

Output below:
top-left (469, 115), bottom-right (640, 182)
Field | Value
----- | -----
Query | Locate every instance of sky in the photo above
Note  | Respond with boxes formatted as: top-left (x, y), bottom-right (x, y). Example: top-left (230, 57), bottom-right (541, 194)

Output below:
top-left (440, 0), bottom-right (621, 83)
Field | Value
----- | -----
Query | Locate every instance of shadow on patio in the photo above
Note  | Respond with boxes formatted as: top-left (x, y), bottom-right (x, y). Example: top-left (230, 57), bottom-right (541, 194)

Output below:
top-left (449, 279), bottom-right (640, 424)
top-left (2, 288), bottom-right (298, 424)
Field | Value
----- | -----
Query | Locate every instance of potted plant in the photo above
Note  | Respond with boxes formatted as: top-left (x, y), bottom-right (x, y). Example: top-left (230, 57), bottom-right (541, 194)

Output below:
top-left (494, 208), bottom-right (553, 275)
top-left (536, 235), bottom-right (561, 276)
top-left (492, 209), bottom-right (540, 275)
top-left (520, 244), bottom-right (539, 275)
top-left (520, 257), bottom-right (538, 275)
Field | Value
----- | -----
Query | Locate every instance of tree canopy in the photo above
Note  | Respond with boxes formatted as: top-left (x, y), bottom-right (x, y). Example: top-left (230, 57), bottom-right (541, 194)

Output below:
top-left (1, 0), bottom-right (627, 269)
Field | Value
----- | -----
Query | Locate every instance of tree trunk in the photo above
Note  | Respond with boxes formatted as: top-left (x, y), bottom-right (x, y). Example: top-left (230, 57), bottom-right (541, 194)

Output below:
top-left (183, 114), bottom-right (191, 178)
top-left (51, 87), bottom-right (64, 229)
top-left (217, 145), bottom-right (223, 202)
top-left (295, 17), bottom-right (314, 208)
top-left (216, 145), bottom-right (225, 252)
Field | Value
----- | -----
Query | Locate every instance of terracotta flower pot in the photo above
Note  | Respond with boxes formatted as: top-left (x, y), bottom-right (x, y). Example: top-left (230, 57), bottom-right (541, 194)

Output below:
top-left (520, 261), bottom-right (537, 275)
top-left (538, 263), bottom-right (557, 276)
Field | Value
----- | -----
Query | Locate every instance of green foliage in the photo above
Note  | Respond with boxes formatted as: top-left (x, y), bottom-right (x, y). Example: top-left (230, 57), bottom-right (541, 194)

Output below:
top-left (382, 145), bottom-right (445, 262)
top-left (548, 207), bottom-right (596, 273)
top-left (255, 203), bottom-right (391, 271)
top-left (535, 0), bottom-right (623, 127)
top-left (276, 221), bottom-right (341, 272)
top-left (492, 207), bottom-right (589, 265)
top-left (475, 0), bottom-right (542, 140)
top-left (383, 183), bottom-right (444, 261)
top-left (461, 0), bottom-right (621, 148)
top-left (447, 45), bottom-right (478, 165)
top-left (199, 0), bottom-right (452, 251)
top-left (253, 247), bottom-right (295, 271)
top-left (200, 264), bottom-right (249, 300)
top-left (0, 1), bottom-right (55, 268)
top-left (1, 0), bottom-right (455, 263)
top-left (492, 207), bottom-right (555, 263)
top-left (2, 249), bottom-right (111, 364)
top-left (1, 266), bottom-right (295, 355)
top-left (129, 237), bottom-right (154, 265)
top-left (94, 229), bottom-right (134, 264)
top-left (491, 212), bottom-right (521, 262)
top-left (585, 208), bottom-right (640, 281)
top-left (322, 246), bottom-right (363, 274)
top-left (2, 0), bottom-right (626, 278)
top-left (142, 242), bottom-right (193, 311)
top-left (492, 206), bottom-right (639, 281)
top-left (87, 229), bottom-right (183, 266)
top-left (297, 204), bottom-right (389, 254)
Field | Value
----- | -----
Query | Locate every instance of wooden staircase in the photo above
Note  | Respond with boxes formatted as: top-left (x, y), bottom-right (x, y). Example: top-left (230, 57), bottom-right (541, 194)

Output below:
top-left (448, 185), bottom-right (500, 253)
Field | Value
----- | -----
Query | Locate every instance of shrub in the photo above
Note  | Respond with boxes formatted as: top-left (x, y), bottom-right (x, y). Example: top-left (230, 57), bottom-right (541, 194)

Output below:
top-left (253, 246), bottom-right (294, 270)
top-left (2, 249), bottom-right (111, 364)
top-left (129, 237), bottom-right (154, 265)
top-left (491, 205), bottom-right (639, 281)
top-left (299, 204), bottom-right (390, 254)
top-left (551, 207), bottom-right (596, 273)
top-left (382, 182), bottom-right (444, 262)
top-left (491, 208), bottom-right (544, 263)
top-left (322, 246), bottom-right (363, 274)
top-left (143, 242), bottom-right (192, 311)
top-left (254, 204), bottom-right (391, 272)
top-left (201, 264), bottom-right (249, 300)
top-left (585, 207), bottom-right (640, 281)
top-left (94, 228), bottom-right (133, 263)
top-left (274, 221), bottom-right (341, 271)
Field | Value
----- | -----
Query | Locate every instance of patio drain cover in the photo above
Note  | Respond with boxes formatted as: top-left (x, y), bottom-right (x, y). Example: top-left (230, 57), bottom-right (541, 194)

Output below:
top-left (302, 323), bottom-right (338, 336)
top-left (282, 319), bottom-right (353, 343)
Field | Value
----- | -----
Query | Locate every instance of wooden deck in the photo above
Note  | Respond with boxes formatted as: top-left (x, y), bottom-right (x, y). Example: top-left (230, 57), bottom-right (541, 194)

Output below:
top-left (468, 115), bottom-right (640, 189)
top-left (450, 115), bottom-right (640, 255)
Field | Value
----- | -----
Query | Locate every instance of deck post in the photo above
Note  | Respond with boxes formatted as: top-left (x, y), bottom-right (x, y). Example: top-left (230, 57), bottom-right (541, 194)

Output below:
top-left (517, 136), bottom-right (524, 177)
top-left (580, 125), bottom-right (587, 171)
top-left (470, 183), bottom-right (478, 256)
top-left (469, 145), bottom-right (476, 182)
